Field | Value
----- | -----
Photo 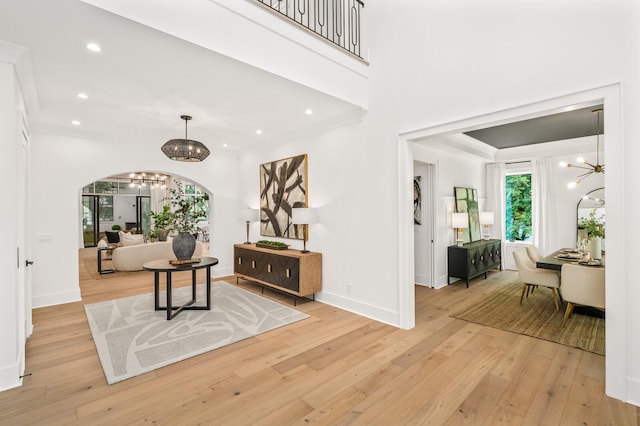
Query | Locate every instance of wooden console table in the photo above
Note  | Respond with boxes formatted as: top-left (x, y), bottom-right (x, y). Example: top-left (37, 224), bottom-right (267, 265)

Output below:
top-left (233, 244), bottom-right (322, 304)
top-left (447, 239), bottom-right (502, 287)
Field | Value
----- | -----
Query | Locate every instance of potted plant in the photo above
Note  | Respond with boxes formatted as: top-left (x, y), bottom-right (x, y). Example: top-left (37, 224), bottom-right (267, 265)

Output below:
top-left (149, 205), bottom-right (174, 241)
top-left (578, 209), bottom-right (605, 259)
top-left (167, 180), bottom-right (206, 259)
top-left (111, 224), bottom-right (121, 231)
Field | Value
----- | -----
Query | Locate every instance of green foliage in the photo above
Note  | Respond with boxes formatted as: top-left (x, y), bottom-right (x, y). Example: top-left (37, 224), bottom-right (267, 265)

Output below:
top-left (505, 174), bottom-right (532, 241)
top-left (578, 209), bottom-right (605, 238)
top-left (167, 180), bottom-right (207, 233)
top-left (256, 240), bottom-right (288, 247)
top-left (149, 205), bottom-right (174, 232)
top-left (111, 224), bottom-right (121, 231)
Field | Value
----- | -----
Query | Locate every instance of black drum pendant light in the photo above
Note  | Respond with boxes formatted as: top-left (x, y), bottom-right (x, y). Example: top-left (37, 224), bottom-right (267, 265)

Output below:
top-left (161, 115), bottom-right (210, 162)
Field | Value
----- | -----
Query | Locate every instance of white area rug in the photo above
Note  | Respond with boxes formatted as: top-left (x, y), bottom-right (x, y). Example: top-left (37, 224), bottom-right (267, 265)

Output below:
top-left (84, 281), bottom-right (309, 384)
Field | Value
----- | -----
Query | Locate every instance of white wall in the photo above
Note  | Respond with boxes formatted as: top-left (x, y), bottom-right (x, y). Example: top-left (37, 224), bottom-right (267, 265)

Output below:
top-left (111, 195), bottom-right (137, 230)
top-left (238, 121), bottom-right (405, 325)
top-left (413, 140), bottom-right (486, 288)
top-left (0, 61), bottom-right (21, 391)
top-left (29, 132), bottom-right (240, 308)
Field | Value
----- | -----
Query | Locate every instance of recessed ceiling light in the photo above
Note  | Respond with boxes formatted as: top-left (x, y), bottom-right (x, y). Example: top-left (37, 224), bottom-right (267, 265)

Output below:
top-left (86, 42), bottom-right (101, 52)
top-left (256, 129), bottom-right (262, 135)
top-left (71, 120), bottom-right (81, 126)
top-left (223, 144), bottom-right (228, 148)
top-left (77, 92), bottom-right (88, 100)
top-left (305, 109), bottom-right (313, 115)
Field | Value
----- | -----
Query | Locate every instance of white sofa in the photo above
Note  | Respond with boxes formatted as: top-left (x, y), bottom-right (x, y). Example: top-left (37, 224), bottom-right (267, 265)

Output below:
top-left (110, 241), bottom-right (204, 272)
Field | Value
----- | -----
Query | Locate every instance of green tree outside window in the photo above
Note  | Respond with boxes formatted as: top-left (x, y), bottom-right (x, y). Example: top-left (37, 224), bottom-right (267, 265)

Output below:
top-left (505, 174), bottom-right (532, 241)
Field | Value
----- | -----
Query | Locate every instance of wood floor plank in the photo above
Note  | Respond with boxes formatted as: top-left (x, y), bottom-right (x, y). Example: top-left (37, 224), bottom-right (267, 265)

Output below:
top-left (0, 248), bottom-right (636, 425)
top-left (497, 351), bottom-right (554, 418)
top-left (522, 346), bottom-right (581, 425)
top-left (443, 373), bottom-right (510, 425)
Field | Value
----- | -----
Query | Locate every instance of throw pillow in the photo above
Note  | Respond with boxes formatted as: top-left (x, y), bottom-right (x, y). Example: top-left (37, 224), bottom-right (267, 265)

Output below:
top-left (119, 231), bottom-right (144, 246)
top-left (105, 231), bottom-right (120, 244)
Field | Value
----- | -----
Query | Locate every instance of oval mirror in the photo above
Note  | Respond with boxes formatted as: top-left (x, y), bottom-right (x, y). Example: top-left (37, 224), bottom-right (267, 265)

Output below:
top-left (577, 187), bottom-right (604, 242)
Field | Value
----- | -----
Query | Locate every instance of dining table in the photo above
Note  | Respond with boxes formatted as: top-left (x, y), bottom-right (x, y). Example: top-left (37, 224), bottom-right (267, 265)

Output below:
top-left (536, 248), bottom-right (604, 271)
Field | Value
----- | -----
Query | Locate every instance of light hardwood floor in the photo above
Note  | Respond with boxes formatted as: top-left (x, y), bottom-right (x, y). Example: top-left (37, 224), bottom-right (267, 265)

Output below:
top-left (0, 248), bottom-right (637, 425)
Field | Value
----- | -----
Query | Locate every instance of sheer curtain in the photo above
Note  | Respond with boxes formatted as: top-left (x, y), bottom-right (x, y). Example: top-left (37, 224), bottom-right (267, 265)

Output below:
top-left (486, 163), bottom-right (505, 266)
top-left (532, 157), bottom-right (557, 255)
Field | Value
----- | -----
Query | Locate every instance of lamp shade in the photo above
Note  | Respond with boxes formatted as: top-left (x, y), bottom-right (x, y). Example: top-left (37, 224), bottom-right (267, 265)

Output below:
top-left (451, 212), bottom-right (469, 228)
top-left (291, 207), bottom-right (317, 225)
top-left (240, 208), bottom-right (259, 222)
top-left (479, 211), bottom-right (494, 225)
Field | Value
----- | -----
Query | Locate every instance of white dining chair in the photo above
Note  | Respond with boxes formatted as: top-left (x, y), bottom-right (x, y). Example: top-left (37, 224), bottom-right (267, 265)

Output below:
top-left (526, 245), bottom-right (542, 262)
top-left (560, 263), bottom-right (605, 327)
top-left (513, 249), bottom-right (561, 311)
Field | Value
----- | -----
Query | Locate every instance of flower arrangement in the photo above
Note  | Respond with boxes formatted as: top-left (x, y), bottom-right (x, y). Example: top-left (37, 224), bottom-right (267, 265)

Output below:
top-left (578, 209), bottom-right (605, 238)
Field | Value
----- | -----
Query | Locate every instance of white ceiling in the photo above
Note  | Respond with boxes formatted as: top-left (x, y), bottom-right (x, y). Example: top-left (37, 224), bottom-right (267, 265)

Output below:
top-left (0, 0), bottom-right (362, 151)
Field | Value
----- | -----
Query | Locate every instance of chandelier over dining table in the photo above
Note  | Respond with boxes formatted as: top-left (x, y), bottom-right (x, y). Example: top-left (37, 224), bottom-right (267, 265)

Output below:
top-left (560, 108), bottom-right (604, 188)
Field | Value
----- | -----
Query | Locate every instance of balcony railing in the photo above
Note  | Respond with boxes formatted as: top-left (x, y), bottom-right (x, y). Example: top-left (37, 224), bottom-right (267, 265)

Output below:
top-left (255, 0), bottom-right (365, 59)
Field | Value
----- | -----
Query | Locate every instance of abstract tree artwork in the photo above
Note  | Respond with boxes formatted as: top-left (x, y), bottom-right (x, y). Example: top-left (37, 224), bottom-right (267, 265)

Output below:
top-left (414, 176), bottom-right (422, 225)
top-left (260, 154), bottom-right (308, 239)
top-left (454, 186), bottom-right (481, 243)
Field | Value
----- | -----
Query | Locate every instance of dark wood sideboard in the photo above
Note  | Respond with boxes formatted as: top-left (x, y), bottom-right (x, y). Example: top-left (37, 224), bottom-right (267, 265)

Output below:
top-left (233, 244), bottom-right (322, 301)
top-left (447, 239), bottom-right (502, 287)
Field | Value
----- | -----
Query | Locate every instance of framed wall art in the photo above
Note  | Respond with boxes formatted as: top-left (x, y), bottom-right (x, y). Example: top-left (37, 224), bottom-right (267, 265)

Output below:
top-left (260, 154), bottom-right (308, 239)
top-left (454, 186), bottom-right (481, 243)
top-left (414, 176), bottom-right (422, 225)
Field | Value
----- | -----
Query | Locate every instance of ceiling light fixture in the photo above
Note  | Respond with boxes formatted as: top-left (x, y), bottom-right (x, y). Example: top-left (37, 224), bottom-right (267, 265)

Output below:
top-left (86, 42), bottom-right (101, 52)
top-left (560, 108), bottom-right (605, 188)
top-left (77, 92), bottom-right (88, 100)
top-left (161, 115), bottom-right (210, 162)
top-left (305, 109), bottom-right (313, 115)
top-left (71, 120), bottom-right (81, 126)
top-left (129, 172), bottom-right (167, 189)
top-left (256, 129), bottom-right (262, 135)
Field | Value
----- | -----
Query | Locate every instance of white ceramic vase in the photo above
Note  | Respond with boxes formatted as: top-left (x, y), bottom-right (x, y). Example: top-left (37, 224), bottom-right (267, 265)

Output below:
top-left (590, 236), bottom-right (602, 260)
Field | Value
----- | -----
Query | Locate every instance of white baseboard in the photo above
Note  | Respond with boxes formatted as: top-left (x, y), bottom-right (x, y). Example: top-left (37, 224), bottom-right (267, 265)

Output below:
top-left (316, 291), bottom-right (399, 328)
top-left (0, 360), bottom-right (21, 393)
top-left (32, 289), bottom-right (81, 309)
top-left (414, 274), bottom-right (428, 287)
top-left (213, 267), bottom-right (234, 279)
top-left (626, 377), bottom-right (640, 407)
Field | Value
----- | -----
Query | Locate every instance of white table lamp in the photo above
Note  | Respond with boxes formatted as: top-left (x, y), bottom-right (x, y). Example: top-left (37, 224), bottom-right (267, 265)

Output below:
top-left (479, 211), bottom-right (494, 240)
top-left (452, 212), bottom-right (469, 246)
top-left (291, 207), bottom-right (317, 253)
top-left (240, 208), bottom-right (259, 244)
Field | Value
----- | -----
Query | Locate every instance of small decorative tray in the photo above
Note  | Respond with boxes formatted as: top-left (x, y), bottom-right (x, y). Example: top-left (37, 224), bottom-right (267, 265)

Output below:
top-left (256, 242), bottom-right (289, 250)
top-left (169, 258), bottom-right (201, 265)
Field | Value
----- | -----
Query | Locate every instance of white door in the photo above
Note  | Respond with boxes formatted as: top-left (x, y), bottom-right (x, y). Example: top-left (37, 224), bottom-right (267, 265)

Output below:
top-left (413, 161), bottom-right (435, 287)
top-left (16, 108), bottom-right (31, 377)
